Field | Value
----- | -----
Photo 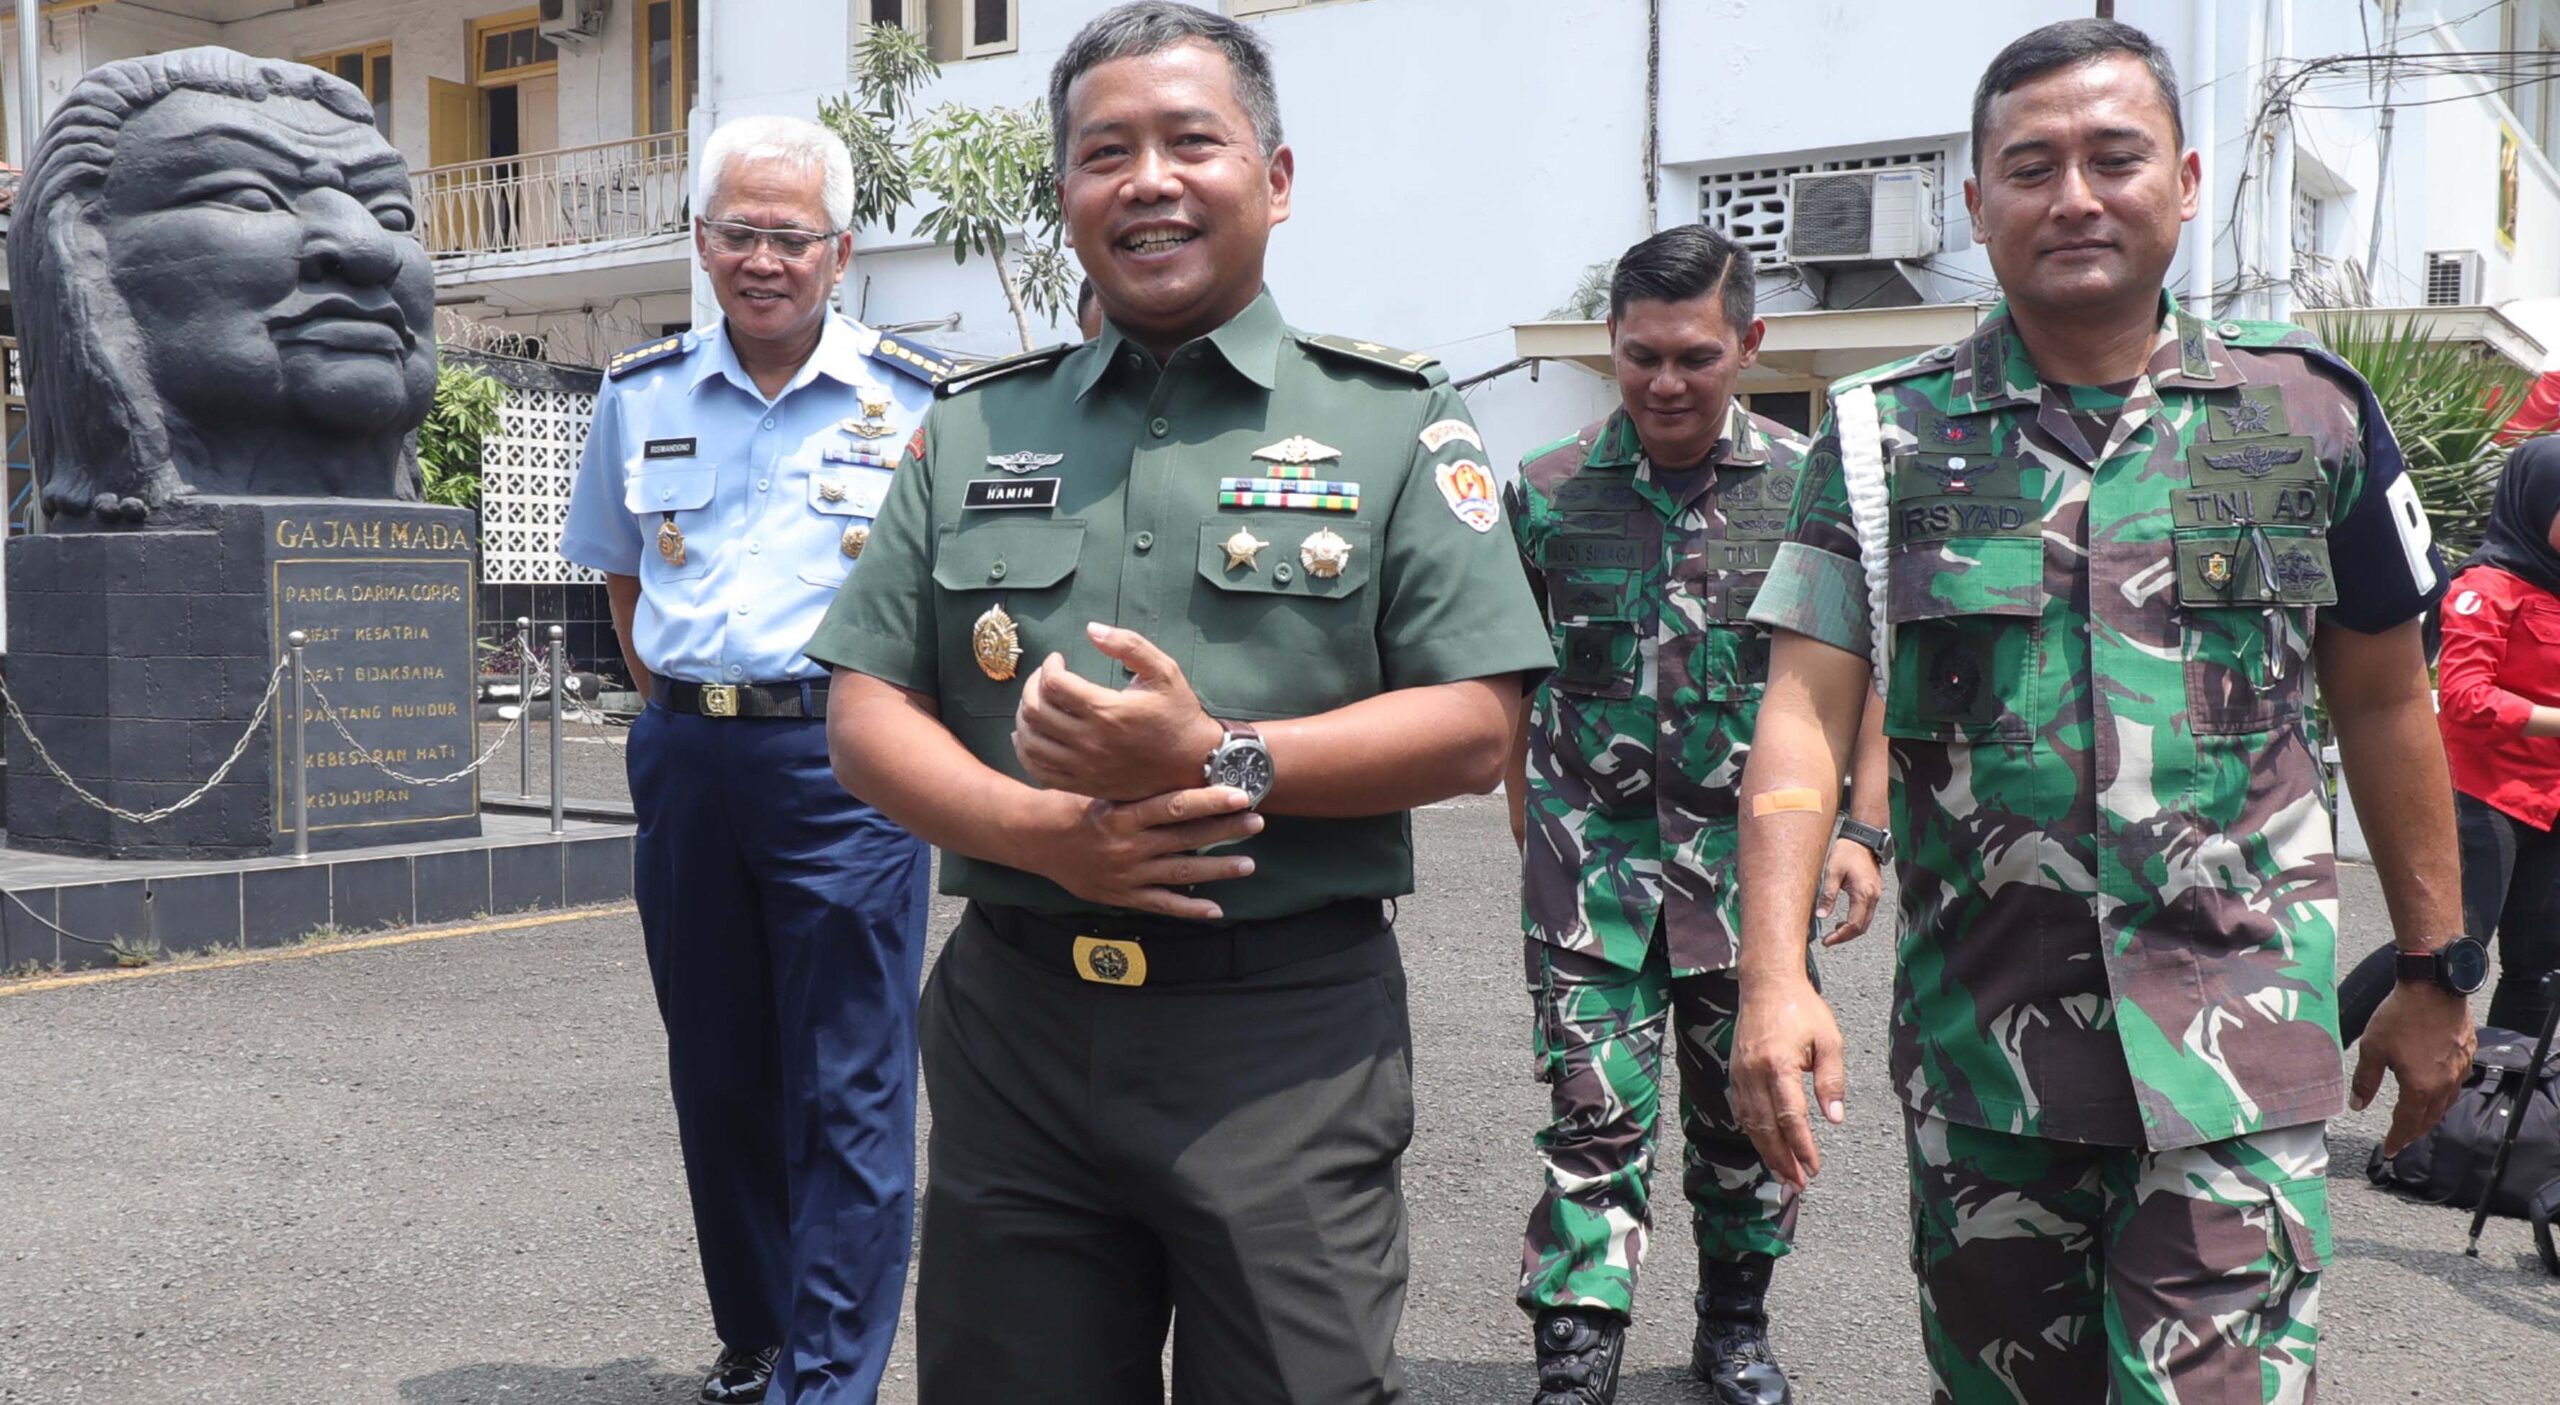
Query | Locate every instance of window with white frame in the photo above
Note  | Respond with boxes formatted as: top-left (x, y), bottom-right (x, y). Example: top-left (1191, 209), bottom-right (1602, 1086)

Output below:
top-left (857, 0), bottom-right (1016, 61)
top-left (1698, 147), bottom-right (1949, 269)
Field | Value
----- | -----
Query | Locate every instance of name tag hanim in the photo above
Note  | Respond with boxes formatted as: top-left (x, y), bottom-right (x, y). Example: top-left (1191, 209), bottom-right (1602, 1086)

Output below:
top-left (963, 478), bottom-right (1062, 511)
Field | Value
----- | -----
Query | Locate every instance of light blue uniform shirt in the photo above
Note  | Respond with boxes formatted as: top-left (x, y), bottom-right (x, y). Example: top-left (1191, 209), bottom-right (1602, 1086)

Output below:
top-left (559, 315), bottom-right (941, 685)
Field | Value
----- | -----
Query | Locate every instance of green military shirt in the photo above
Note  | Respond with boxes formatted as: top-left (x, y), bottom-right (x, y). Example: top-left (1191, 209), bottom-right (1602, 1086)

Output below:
top-left (1506, 404), bottom-right (1812, 976)
top-left (806, 290), bottom-right (1554, 922)
top-left (1750, 297), bottom-right (2446, 1151)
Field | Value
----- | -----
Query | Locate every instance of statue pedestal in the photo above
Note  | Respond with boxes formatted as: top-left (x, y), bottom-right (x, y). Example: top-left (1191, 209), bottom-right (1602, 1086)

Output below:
top-left (5, 500), bottom-right (483, 859)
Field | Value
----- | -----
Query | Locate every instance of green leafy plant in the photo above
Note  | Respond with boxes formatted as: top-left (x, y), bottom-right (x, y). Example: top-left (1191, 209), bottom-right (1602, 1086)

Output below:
top-left (418, 362), bottom-right (504, 512)
top-left (822, 25), bottom-right (1074, 351)
top-left (1550, 259), bottom-right (1618, 321)
top-left (2323, 314), bottom-right (2543, 562)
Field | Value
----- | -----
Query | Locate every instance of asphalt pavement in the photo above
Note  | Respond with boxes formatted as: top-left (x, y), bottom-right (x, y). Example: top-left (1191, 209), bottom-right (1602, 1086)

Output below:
top-left (3, 786), bottom-right (2554, 1403)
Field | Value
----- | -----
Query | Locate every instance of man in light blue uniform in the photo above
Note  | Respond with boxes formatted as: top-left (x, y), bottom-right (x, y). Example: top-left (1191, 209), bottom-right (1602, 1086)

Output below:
top-left (560, 114), bottom-right (952, 1405)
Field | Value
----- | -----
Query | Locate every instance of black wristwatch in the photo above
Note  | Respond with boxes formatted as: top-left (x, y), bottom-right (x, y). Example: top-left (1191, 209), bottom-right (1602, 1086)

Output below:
top-left (2395, 935), bottom-right (2489, 996)
top-left (1203, 720), bottom-right (1274, 809)
top-left (1836, 818), bottom-right (1894, 863)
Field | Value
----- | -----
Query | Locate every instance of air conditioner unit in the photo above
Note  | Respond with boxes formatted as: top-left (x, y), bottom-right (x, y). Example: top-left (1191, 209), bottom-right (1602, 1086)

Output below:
top-left (538, 0), bottom-right (610, 44)
top-left (2424, 249), bottom-right (2483, 307)
top-left (1784, 168), bottom-right (1940, 264)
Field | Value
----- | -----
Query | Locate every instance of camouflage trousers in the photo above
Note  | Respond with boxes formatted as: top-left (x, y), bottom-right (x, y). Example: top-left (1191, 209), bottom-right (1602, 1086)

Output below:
top-left (1517, 936), bottom-right (1797, 1319)
top-left (1905, 1108), bottom-right (2330, 1405)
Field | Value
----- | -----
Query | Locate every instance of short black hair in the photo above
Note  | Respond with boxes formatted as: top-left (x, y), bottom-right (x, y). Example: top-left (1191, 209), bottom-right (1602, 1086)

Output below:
top-left (1048, 1), bottom-right (1283, 176)
top-left (1971, 19), bottom-right (2184, 174)
top-left (1608, 225), bottom-right (1755, 334)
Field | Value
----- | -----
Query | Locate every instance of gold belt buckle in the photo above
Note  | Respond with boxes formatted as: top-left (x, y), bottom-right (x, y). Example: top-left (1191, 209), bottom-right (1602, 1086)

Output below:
top-left (1072, 936), bottom-right (1148, 987)
top-left (698, 684), bottom-right (740, 718)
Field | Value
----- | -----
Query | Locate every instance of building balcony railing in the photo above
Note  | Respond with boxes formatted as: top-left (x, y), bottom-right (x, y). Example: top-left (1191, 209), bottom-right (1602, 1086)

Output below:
top-left (416, 133), bottom-right (689, 259)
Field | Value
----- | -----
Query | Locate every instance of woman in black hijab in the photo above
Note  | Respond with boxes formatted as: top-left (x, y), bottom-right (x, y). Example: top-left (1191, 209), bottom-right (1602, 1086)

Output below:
top-left (2343, 437), bottom-right (2560, 1043)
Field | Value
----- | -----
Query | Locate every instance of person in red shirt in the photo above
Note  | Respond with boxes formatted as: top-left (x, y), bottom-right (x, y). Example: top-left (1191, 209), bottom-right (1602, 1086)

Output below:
top-left (2344, 437), bottom-right (2560, 1041)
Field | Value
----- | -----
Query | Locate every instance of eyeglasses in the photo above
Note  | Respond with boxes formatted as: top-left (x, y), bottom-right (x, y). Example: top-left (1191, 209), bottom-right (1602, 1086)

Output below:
top-left (701, 219), bottom-right (840, 262)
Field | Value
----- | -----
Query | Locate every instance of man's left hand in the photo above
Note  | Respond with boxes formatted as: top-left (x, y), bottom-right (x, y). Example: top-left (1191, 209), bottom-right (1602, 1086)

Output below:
top-left (1014, 623), bottom-right (1223, 802)
top-left (2353, 981), bottom-right (2476, 1157)
top-left (1815, 837), bottom-right (1882, 946)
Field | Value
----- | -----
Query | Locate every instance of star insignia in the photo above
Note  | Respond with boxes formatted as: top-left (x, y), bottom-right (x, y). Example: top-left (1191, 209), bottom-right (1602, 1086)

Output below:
top-left (1220, 529), bottom-right (1270, 571)
top-left (2225, 398), bottom-right (2274, 435)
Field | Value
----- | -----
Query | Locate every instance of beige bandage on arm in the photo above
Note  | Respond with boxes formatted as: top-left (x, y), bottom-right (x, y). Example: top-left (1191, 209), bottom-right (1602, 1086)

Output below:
top-left (1750, 787), bottom-right (1825, 818)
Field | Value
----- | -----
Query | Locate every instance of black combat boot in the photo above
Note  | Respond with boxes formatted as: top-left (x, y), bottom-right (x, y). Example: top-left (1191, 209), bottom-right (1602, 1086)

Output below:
top-left (1529, 1306), bottom-right (1625, 1405)
top-left (699, 1345), bottom-right (779, 1404)
top-left (1692, 1253), bottom-right (1793, 1404)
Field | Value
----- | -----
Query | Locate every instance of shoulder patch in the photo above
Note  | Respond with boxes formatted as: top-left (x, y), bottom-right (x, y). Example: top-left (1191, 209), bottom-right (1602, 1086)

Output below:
top-left (1297, 333), bottom-right (1445, 383)
top-left (934, 342), bottom-right (1076, 399)
top-left (606, 334), bottom-right (688, 380)
top-left (874, 333), bottom-right (965, 385)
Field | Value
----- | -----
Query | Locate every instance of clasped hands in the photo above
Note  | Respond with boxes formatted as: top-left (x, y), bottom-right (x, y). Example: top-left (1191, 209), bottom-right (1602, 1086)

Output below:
top-left (1011, 622), bottom-right (1259, 920)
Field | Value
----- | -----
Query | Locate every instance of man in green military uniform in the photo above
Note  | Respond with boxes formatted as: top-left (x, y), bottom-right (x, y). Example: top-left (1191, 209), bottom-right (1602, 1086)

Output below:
top-left (807, 5), bottom-right (1552, 1402)
top-left (1728, 21), bottom-right (2478, 1404)
top-left (1502, 226), bottom-right (1891, 1405)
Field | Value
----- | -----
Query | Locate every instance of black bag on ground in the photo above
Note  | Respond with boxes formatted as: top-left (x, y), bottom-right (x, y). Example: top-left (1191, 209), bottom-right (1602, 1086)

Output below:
top-left (2366, 1026), bottom-right (2560, 1219)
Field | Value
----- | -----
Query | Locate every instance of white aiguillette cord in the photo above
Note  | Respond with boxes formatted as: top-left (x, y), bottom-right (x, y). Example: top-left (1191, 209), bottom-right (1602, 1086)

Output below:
top-left (1835, 384), bottom-right (1894, 700)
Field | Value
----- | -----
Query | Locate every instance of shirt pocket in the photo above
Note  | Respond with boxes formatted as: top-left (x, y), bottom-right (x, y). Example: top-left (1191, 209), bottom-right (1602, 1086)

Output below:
top-left (2172, 529), bottom-right (2332, 737)
top-left (1883, 537), bottom-right (2043, 743)
top-left (931, 520), bottom-right (1086, 717)
top-left (1543, 565), bottom-right (1639, 701)
top-left (1189, 517), bottom-right (1380, 720)
top-left (622, 465), bottom-right (718, 583)
top-left (797, 468), bottom-right (893, 589)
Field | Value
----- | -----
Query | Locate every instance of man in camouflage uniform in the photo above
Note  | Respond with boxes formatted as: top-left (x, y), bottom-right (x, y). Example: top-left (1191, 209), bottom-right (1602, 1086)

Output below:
top-left (1728, 21), bottom-right (2477, 1404)
top-left (1503, 226), bottom-right (1889, 1405)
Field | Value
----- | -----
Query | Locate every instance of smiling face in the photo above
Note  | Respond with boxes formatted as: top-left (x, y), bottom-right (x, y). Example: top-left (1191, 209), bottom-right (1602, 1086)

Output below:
top-left (1609, 294), bottom-right (1763, 470)
top-left (99, 88), bottom-right (435, 440)
top-left (1965, 53), bottom-right (2198, 322)
top-left (1059, 41), bottom-right (1292, 356)
top-left (696, 153), bottom-right (849, 355)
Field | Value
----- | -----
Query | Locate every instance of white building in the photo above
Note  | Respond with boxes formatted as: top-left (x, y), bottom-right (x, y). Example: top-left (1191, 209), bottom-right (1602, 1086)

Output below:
top-left (1, 0), bottom-right (2553, 467)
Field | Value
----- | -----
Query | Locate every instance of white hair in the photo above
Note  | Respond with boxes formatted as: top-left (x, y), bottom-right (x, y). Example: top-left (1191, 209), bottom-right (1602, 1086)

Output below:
top-left (697, 114), bottom-right (856, 231)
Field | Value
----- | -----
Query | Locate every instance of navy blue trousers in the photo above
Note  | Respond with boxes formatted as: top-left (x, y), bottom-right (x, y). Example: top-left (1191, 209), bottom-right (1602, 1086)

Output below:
top-left (627, 698), bottom-right (929, 1404)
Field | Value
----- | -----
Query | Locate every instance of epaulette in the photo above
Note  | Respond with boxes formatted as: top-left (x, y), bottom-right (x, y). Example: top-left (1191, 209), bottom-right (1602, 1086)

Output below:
top-left (1828, 342), bottom-right (1951, 396)
top-left (874, 332), bottom-right (965, 385)
top-left (1520, 431), bottom-right (1583, 469)
top-left (2213, 317), bottom-right (2326, 352)
top-left (1297, 333), bottom-right (1446, 383)
top-left (607, 333), bottom-right (689, 379)
top-left (934, 342), bottom-right (1075, 399)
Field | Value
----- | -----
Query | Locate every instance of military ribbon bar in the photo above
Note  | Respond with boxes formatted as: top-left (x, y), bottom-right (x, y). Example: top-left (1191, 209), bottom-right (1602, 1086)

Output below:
top-left (1219, 490), bottom-right (1361, 512)
top-left (1219, 476), bottom-right (1361, 497)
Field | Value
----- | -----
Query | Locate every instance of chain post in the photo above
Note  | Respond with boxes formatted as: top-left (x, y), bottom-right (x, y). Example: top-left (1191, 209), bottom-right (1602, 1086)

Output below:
top-left (288, 631), bottom-right (310, 860)
top-left (548, 625), bottom-right (567, 836)
top-left (516, 616), bottom-right (533, 800)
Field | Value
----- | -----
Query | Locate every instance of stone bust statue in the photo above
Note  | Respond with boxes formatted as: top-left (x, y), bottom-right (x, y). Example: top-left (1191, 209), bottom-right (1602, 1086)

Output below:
top-left (9, 47), bottom-right (438, 526)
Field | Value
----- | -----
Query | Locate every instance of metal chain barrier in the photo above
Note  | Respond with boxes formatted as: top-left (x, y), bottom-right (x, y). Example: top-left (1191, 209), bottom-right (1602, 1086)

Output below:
top-left (0, 660), bottom-right (289, 826)
top-left (303, 676), bottom-right (523, 787)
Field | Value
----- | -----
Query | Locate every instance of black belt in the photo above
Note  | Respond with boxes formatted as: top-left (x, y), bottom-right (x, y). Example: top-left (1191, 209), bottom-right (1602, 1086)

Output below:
top-left (661, 679), bottom-right (828, 719)
top-left (969, 899), bottom-right (1388, 988)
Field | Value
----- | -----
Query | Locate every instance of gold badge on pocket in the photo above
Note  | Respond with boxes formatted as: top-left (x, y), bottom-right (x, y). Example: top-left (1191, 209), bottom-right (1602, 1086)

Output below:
top-left (841, 524), bottom-right (869, 559)
top-left (972, 603), bottom-right (1023, 681)
top-left (656, 516), bottom-right (687, 567)
top-left (1300, 528), bottom-right (1353, 579)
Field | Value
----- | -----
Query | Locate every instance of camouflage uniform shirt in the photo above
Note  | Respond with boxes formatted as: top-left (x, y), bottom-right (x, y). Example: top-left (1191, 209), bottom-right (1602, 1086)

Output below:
top-left (1509, 404), bottom-right (1812, 975)
top-left (1751, 300), bottom-right (2445, 1150)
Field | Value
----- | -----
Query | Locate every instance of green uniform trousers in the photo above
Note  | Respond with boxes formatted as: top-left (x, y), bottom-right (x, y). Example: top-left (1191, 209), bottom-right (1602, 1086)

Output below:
top-left (1905, 1108), bottom-right (2330, 1405)
top-left (1518, 937), bottom-right (1798, 1319)
top-left (913, 905), bottom-right (1415, 1405)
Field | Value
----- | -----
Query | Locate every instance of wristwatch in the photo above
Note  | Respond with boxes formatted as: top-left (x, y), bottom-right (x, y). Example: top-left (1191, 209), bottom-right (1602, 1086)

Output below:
top-left (2396, 935), bottom-right (2490, 996)
top-left (1836, 818), bottom-right (1894, 863)
top-left (1203, 719), bottom-right (1274, 809)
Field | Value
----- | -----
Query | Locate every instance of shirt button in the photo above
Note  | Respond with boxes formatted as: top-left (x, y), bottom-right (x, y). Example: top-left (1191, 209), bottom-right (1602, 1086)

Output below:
top-left (757, 479), bottom-right (770, 491)
top-left (735, 604), bottom-right (750, 616)
top-left (661, 487), bottom-right (674, 501)
top-left (1149, 417), bottom-right (1171, 437)
top-left (727, 664), bottom-right (743, 679)
top-left (1273, 562), bottom-right (1294, 584)
top-left (989, 561), bottom-right (1009, 581)
top-left (1124, 351), bottom-right (1144, 370)
top-left (761, 418), bottom-right (776, 429)
top-left (1133, 531), bottom-right (1155, 553)
top-left (748, 540), bottom-right (762, 554)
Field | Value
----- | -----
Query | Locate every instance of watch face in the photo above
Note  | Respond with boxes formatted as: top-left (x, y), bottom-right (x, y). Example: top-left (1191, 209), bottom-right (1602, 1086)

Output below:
top-left (1211, 743), bottom-right (1274, 803)
top-left (2445, 938), bottom-right (2490, 995)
